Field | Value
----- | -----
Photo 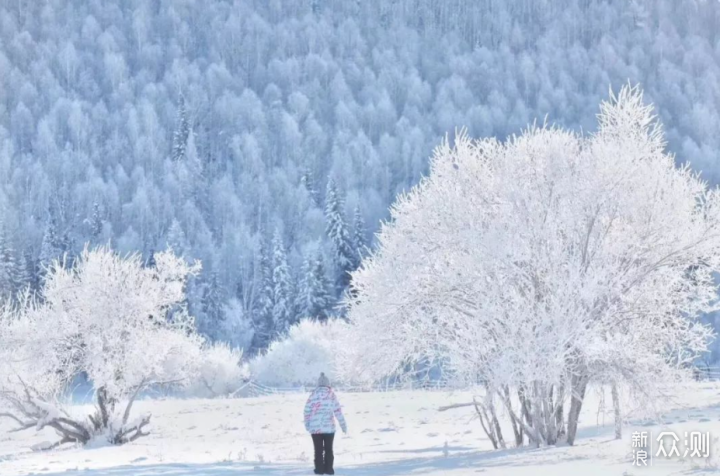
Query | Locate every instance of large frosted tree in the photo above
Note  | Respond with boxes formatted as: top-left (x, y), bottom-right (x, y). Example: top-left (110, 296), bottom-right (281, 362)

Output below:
top-left (0, 247), bottom-right (204, 447)
top-left (342, 87), bottom-right (720, 447)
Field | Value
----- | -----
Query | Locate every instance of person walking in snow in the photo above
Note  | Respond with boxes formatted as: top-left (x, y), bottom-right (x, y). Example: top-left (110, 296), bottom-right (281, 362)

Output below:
top-left (304, 372), bottom-right (347, 475)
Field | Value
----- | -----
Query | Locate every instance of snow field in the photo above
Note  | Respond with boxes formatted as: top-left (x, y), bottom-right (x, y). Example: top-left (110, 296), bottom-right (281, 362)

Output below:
top-left (2, 382), bottom-right (720, 475)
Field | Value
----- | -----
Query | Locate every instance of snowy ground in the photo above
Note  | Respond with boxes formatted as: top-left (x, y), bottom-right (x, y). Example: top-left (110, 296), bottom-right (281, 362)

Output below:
top-left (2, 382), bottom-right (720, 475)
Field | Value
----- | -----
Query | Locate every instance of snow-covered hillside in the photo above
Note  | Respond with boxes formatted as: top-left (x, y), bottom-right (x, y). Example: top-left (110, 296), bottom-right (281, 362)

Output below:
top-left (2, 382), bottom-right (719, 475)
top-left (4, 1), bottom-right (720, 357)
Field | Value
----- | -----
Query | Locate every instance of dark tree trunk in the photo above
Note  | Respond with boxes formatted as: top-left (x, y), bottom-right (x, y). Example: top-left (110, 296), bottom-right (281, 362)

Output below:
top-left (566, 373), bottom-right (589, 446)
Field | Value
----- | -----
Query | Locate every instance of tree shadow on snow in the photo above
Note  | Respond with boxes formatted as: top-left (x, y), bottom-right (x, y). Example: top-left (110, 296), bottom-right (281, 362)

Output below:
top-left (39, 446), bottom-right (590, 476)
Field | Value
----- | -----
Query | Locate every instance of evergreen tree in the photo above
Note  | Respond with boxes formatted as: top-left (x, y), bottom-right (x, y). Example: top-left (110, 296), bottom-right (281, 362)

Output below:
top-left (15, 249), bottom-right (35, 293)
top-left (300, 168), bottom-right (319, 205)
top-left (166, 219), bottom-right (189, 257)
top-left (296, 249), bottom-right (332, 321)
top-left (0, 222), bottom-right (17, 300)
top-left (144, 248), bottom-right (157, 268)
top-left (201, 271), bottom-right (226, 338)
top-left (352, 204), bottom-right (367, 263)
top-left (325, 178), bottom-right (355, 291)
top-left (89, 201), bottom-right (103, 239)
top-left (171, 96), bottom-right (190, 162)
top-left (270, 227), bottom-right (295, 335)
top-left (251, 231), bottom-right (274, 352)
top-left (38, 213), bottom-right (63, 276)
top-left (179, 127), bottom-right (204, 200)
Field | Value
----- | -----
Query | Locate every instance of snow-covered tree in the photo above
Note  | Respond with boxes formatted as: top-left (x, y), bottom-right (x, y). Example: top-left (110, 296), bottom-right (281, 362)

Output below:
top-left (0, 221), bottom-right (17, 300)
top-left (166, 219), bottom-right (189, 258)
top-left (296, 249), bottom-right (332, 321)
top-left (301, 168), bottom-right (319, 205)
top-left (352, 205), bottom-right (367, 261)
top-left (220, 297), bottom-right (255, 351)
top-left (251, 232), bottom-right (275, 351)
top-left (342, 87), bottom-right (720, 447)
top-left (200, 271), bottom-right (226, 338)
top-left (270, 227), bottom-right (295, 335)
top-left (38, 213), bottom-right (64, 275)
top-left (89, 201), bottom-right (104, 240)
top-left (171, 96), bottom-right (190, 162)
top-left (325, 179), bottom-right (356, 291)
top-left (186, 342), bottom-right (248, 398)
top-left (0, 247), bottom-right (204, 446)
top-left (250, 318), bottom-right (351, 387)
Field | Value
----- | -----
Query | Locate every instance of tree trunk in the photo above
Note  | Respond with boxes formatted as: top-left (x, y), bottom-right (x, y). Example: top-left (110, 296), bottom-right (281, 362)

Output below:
top-left (488, 397), bottom-right (506, 449)
top-left (566, 373), bottom-right (589, 446)
top-left (555, 382), bottom-right (566, 440)
top-left (611, 383), bottom-right (622, 440)
top-left (500, 386), bottom-right (524, 447)
top-left (474, 399), bottom-right (498, 450)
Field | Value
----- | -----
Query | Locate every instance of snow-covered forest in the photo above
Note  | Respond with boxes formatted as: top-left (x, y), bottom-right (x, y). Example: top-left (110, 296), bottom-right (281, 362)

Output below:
top-left (2, 0), bottom-right (720, 355)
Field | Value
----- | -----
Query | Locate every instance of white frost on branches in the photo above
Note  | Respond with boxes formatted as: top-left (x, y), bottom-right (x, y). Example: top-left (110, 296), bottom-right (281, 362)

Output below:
top-left (341, 86), bottom-right (720, 446)
top-left (0, 247), bottom-right (206, 446)
top-left (251, 319), bottom-right (350, 387)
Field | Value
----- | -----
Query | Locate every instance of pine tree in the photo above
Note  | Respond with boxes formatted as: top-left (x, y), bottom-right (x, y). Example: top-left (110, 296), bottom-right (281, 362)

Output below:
top-left (145, 248), bottom-right (157, 268)
top-left (352, 204), bottom-right (367, 263)
top-left (270, 227), bottom-right (295, 335)
top-left (38, 213), bottom-right (63, 276)
top-left (300, 168), bottom-right (319, 205)
top-left (296, 250), bottom-right (332, 322)
top-left (251, 231), bottom-right (274, 352)
top-left (166, 219), bottom-right (189, 257)
top-left (0, 222), bottom-right (17, 300)
top-left (15, 249), bottom-right (34, 293)
top-left (325, 178), bottom-right (355, 291)
top-left (179, 128), bottom-right (203, 200)
top-left (89, 201), bottom-right (103, 239)
top-left (201, 271), bottom-right (226, 338)
top-left (171, 96), bottom-right (190, 162)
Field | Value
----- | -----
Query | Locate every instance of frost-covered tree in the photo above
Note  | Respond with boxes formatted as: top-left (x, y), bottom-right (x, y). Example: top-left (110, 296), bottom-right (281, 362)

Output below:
top-left (270, 228), bottom-right (295, 335)
top-left (200, 271), bottom-right (226, 339)
top-left (352, 205), bottom-right (367, 261)
top-left (297, 250), bottom-right (332, 321)
top-left (89, 202), bottom-right (103, 240)
top-left (0, 247), bottom-right (204, 447)
top-left (325, 179), bottom-right (356, 290)
top-left (251, 232), bottom-right (275, 351)
top-left (0, 221), bottom-right (17, 300)
top-left (166, 219), bottom-right (189, 258)
top-left (342, 87), bottom-right (720, 447)
top-left (187, 342), bottom-right (248, 398)
top-left (301, 169), bottom-right (319, 205)
top-left (171, 96), bottom-right (190, 163)
top-left (38, 214), bottom-right (64, 275)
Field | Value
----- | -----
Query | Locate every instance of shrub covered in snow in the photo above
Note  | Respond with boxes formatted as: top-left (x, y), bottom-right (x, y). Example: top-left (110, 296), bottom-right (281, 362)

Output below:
top-left (0, 247), bottom-right (204, 447)
top-left (186, 342), bottom-right (249, 398)
top-left (249, 319), bottom-right (349, 387)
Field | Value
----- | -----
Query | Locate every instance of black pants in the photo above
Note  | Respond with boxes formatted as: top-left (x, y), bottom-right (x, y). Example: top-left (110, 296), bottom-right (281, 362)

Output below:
top-left (311, 433), bottom-right (335, 474)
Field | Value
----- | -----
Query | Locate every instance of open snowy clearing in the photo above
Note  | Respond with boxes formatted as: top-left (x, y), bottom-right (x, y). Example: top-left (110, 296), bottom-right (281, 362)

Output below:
top-left (2, 383), bottom-right (719, 476)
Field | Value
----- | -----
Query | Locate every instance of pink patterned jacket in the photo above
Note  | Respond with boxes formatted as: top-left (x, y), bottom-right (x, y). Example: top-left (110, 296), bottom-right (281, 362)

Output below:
top-left (303, 387), bottom-right (347, 435)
